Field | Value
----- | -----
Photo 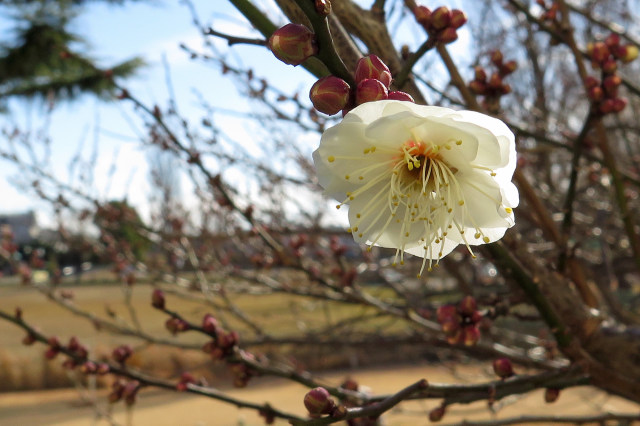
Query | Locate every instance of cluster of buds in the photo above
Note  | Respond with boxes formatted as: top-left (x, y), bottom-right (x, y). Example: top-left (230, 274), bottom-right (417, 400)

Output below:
top-left (109, 379), bottom-right (140, 406)
top-left (468, 51), bottom-right (516, 111)
top-left (165, 316), bottom-right (190, 335)
top-left (413, 5), bottom-right (467, 44)
top-left (289, 233), bottom-right (309, 258)
top-left (437, 296), bottom-right (482, 346)
top-left (44, 336), bottom-right (61, 359)
top-left (112, 344), bottom-right (134, 364)
top-left (78, 360), bottom-right (110, 375)
top-left (586, 34), bottom-right (636, 115)
top-left (268, 23), bottom-right (318, 66)
top-left (309, 55), bottom-right (414, 116)
top-left (61, 336), bottom-right (89, 369)
top-left (492, 357), bottom-right (515, 379)
top-left (201, 314), bottom-right (240, 360)
top-left (304, 387), bottom-right (342, 418)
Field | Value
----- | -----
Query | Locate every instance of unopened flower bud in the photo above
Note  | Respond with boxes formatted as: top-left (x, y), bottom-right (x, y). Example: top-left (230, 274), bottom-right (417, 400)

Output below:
top-left (603, 75), bottom-right (621, 95)
top-left (437, 27), bottom-right (458, 44)
top-left (112, 344), bottom-right (133, 364)
top-left (462, 325), bottom-right (480, 346)
top-left (436, 305), bottom-right (458, 322)
top-left (599, 98), bottom-right (615, 114)
top-left (617, 45), bottom-right (639, 63)
top-left (612, 97), bottom-right (627, 113)
top-left (544, 387), bottom-right (560, 403)
top-left (123, 381), bottom-right (140, 406)
top-left (80, 361), bottom-right (97, 374)
top-left (500, 60), bottom-right (518, 75)
top-left (304, 387), bottom-right (335, 415)
top-left (355, 55), bottom-right (392, 88)
top-left (96, 363), bottom-right (110, 375)
top-left (202, 314), bottom-right (218, 334)
top-left (588, 86), bottom-right (604, 102)
top-left (492, 357), bottom-right (514, 379)
top-left (446, 328), bottom-right (463, 345)
top-left (413, 5), bottom-right (432, 27)
top-left (488, 73), bottom-right (503, 90)
top-left (500, 83), bottom-right (512, 95)
top-left (590, 41), bottom-right (610, 64)
top-left (584, 76), bottom-right (600, 89)
top-left (601, 59), bottom-right (617, 74)
top-left (268, 24), bottom-right (318, 66)
top-left (468, 80), bottom-right (486, 95)
top-left (441, 317), bottom-right (460, 335)
top-left (458, 295), bottom-right (477, 316)
top-left (315, 0), bottom-right (331, 16)
top-left (356, 78), bottom-right (388, 104)
top-left (22, 333), bottom-right (36, 345)
top-left (309, 76), bottom-right (351, 115)
top-left (450, 9), bottom-right (467, 29)
top-left (431, 6), bottom-right (451, 30)
top-left (388, 91), bottom-right (415, 102)
top-left (151, 289), bottom-right (165, 309)
top-left (605, 33), bottom-right (620, 49)
top-left (491, 50), bottom-right (503, 66)
top-left (429, 405), bottom-right (446, 422)
top-left (474, 66), bottom-right (487, 82)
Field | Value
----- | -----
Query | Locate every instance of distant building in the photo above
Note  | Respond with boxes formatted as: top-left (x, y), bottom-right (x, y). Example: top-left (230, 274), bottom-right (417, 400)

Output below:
top-left (0, 211), bottom-right (39, 245)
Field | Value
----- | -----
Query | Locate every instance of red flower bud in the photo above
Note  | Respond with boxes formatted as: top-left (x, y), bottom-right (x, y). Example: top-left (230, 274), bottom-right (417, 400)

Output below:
top-left (450, 9), bottom-right (467, 29)
top-left (590, 41), bottom-right (610, 64)
top-left (429, 405), bottom-right (446, 422)
top-left (599, 98), bottom-right (616, 114)
top-left (112, 344), bottom-right (133, 364)
top-left (441, 318), bottom-right (460, 335)
top-left (488, 73), bottom-right (503, 90)
top-left (22, 333), bottom-right (36, 345)
top-left (584, 76), bottom-right (600, 89)
top-left (202, 314), bottom-right (219, 334)
top-left (437, 27), bottom-right (458, 44)
top-left (355, 55), bottom-right (392, 88)
top-left (617, 45), bottom-right (639, 63)
top-left (500, 60), bottom-right (518, 75)
top-left (458, 295), bottom-right (477, 316)
top-left (304, 387), bottom-right (335, 415)
top-left (468, 80), bottom-right (486, 95)
top-left (601, 59), bottom-right (617, 74)
top-left (388, 91), bottom-right (415, 102)
top-left (315, 0), bottom-right (331, 17)
top-left (474, 66), bottom-right (487, 82)
top-left (612, 97), bottom-right (628, 113)
top-left (588, 86), bottom-right (604, 102)
top-left (356, 78), bottom-right (388, 104)
top-left (309, 76), bottom-right (351, 115)
top-left (603, 75), bottom-right (621, 95)
top-left (413, 5), bottom-right (432, 27)
top-left (492, 357), bottom-right (515, 379)
top-left (437, 305), bottom-right (458, 322)
top-left (544, 388), bottom-right (560, 403)
top-left (431, 6), bottom-right (451, 30)
top-left (268, 24), bottom-right (318, 66)
top-left (605, 33), bottom-right (620, 49)
top-left (462, 325), bottom-right (481, 346)
top-left (151, 289), bottom-right (165, 309)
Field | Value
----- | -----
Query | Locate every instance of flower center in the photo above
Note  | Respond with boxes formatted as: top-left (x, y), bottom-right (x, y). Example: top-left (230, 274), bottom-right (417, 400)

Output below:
top-left (332, 138), bottom-right (494, 276)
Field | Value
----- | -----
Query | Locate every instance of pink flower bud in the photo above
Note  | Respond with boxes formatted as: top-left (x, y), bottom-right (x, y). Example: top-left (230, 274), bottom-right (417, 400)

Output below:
top-left (474, 66), bottom-right (487, 82)
top-left (268, 24), bottom-right (318, 66)
top-left (151, 289), bottom-right (165, 309)
top-left (429, 405), bottom-right (446, 422)
top-left (80, 361), bottom-right (97, 374)
top-left (437, 27), bottom-right (458, 44)
top-left (202, 314), bottom-right (218, 334)
top-left (355, 55), bottom-right (392, 88)
top-left (304, 387), bottom-right (335, 415)
top-left (544, 388), bottom-right (560, 403)
top-left (492, 357), bottom-right (515, 379)
top-left (112, 344), bottom-right (133, 363)
top-left (388, 91), bottom-right (415, 102)
top-left (431, 6), bottom-right (451, 30)
top-left (590, 41), bottom-right (610, 63)
top-left (356, 78), bottom-right (388, 104)
top-left (309, 76), bottom-right (351, 115)
top-left (450, 9), bottom-right (467, 29)
top-left (458, 295), bottom-right (477, 316)
top-left (413, 5), bottom-right (432, 27)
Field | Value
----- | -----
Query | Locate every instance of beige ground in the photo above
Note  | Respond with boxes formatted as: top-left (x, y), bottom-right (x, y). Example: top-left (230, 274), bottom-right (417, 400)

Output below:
top-left (1, 363), bottom-right (639, 426)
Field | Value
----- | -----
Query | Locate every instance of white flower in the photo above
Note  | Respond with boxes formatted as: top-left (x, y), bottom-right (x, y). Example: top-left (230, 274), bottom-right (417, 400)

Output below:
top-left (312, 100), bottom-right (519, 276)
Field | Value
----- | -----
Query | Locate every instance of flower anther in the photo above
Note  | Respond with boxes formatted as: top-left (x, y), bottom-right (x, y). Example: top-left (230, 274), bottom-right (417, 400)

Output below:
top-left (312, 100), bottom-right (518, 276)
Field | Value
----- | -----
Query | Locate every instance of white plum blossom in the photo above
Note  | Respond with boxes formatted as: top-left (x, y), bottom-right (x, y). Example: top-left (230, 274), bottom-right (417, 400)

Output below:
top-left (312, 100), bottom-right (519, 276)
